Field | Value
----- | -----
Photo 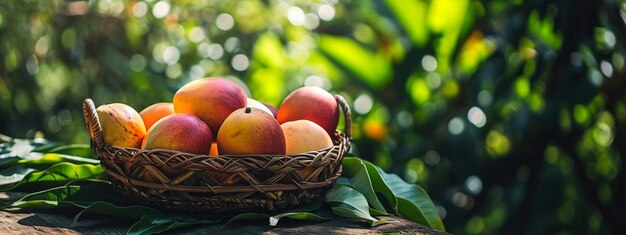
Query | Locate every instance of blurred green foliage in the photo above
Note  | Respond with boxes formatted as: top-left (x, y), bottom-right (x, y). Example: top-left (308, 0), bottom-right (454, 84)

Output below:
top-left (1, 0), bottom-right (625, 234)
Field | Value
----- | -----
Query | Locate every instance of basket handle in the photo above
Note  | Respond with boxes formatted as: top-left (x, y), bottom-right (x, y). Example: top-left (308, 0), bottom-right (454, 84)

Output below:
top-left (83, 98), bottom-right (105, 150)
top-left (335, 95), bottom-right (351, 141)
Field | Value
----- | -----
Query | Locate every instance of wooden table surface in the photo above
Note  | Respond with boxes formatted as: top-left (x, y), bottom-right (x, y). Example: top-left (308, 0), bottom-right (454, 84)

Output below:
top-left (0, 192), bottom-right (448, 235)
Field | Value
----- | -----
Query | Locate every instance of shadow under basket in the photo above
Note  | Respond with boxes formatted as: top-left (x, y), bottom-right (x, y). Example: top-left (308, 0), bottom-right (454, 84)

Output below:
top-left (82, 95), bottom-right (351, 213)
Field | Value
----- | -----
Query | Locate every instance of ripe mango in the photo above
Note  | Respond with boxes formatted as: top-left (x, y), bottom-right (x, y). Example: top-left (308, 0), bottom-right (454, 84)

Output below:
top-left (96, 103), bottom-right (146, 148)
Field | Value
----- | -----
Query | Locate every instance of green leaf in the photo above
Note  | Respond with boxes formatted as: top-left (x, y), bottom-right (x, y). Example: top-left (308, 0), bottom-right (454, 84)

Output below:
top-left (220, 212), bottom-right (269, 229)
top-left (0, 153), bottom-right (99, 170)
top-left (0, 165), bottom-right (36, 186)
top-left (74, 201), bottom-right (162, 224)
top-left (0, 162), bottom-right (103, 191)
top-left (0, 139), bottom-right (43, 158)
top-left (0, 138), bottom-right (98, 171)
top-left (375, 167), bottom-right (445, 231)
top-left (36, 144), bottom-right (95, 159)
top-left (357, 157), bottom-right (398, 212)
top-left (342, 157), bottom-right (388, 214)
top-left (269, 211), bottom-right (332, 226)
top-left (6, 181), bottom-right (117, 209)
top-left (8, 185), bottom-right (82, 209)
top-left (331, 203), bottom-right (387, 226)
top-left (318, 35), bottom-right (392, 89)
top-left (127, 214), bottom-right (219, 235)
top-left (369, 207), bottom-right (388, 216)
top-left (325, 184), bottom-right (380, 225)
top-left (333, 176), bottom-right (353, 187)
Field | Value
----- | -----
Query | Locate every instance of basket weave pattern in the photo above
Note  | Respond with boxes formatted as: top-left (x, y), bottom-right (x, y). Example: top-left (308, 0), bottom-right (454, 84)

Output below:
top-left (82, 95), bottom-right (351, 213)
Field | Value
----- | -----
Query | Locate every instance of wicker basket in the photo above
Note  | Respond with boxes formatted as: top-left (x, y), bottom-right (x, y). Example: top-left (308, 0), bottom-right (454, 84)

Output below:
top-left (82, 95), bottom-right (351, 213)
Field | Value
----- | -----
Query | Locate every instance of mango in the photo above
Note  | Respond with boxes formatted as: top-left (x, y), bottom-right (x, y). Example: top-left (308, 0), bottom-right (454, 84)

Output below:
top-left (281, 120), bottom-right (334, 155)
top-left (142, 114), bottom-right (213, 154)
top-left (277, 86), bottom-right (339, 136)
top-left (140, 102), bottom-right (174, 131)
top-left (96, 103), bottom-right (146, 148)
top-left (217, 107), bottom-right (286, 155)
top-left (281, 120), bottom-right (334, 181)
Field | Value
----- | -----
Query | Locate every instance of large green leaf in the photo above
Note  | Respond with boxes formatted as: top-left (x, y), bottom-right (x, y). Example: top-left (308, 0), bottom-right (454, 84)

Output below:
top-left (362, 160), bottom-right (398, 212)
top-left (73, 201), bottom-right (162, 224)
top-left (0, 138), bottom-right (48, 158)
top-left (127, 214), bottom-right (220, 235)
top-left (0, 152), bottom-right (99, 170)
top-left (0, 137), bottom-right (98, 171)
top-left (0, 162), bottom-right (103, 191)
top-left (341, 156), bottom-right (444, 231)
top-left (318, 35), bottom-right (392, 89)
top-left (375, 167), bottom-right (445, 231)
top-left (8, 185), bottom-right (83, 209)
top-left (342, 156), bottom-right (398, 211)
top-left (342, 157), bottom-right (388, 213)
top-left (6, 181), bottom-right (117, 209)
top-left (0, 165), bottom-right (36, 187)
top-left (34, 144), bottom-right (95, 159)
top-left (325, 184), bottom-right (382, 225)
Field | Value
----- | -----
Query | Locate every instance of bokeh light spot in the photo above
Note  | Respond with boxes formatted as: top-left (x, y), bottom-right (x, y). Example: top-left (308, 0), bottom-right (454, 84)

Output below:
top-left (132, 2), bottom-right (148, 17)
top-left (589, 70), bottom-right (603, 86)
top-left (165, 63), bottom-right (182, 79)
top-left (486, 130), bottom-right (510, 157)
top-left (152, 1), bottom-right (171, 19)
top-left (231, 54), bottom-right (249, 71)
top-left (573, 104), bottom-right (590, 125)
top-left (216, 13), bottom-right (235, 31)
top-left (208, 44), bottom-right (224, 60)
top-left (465, 176), bottom-right (483, 195)
top-left (304, 75), bottom-right (331, 90)
top-left (425, 72), bottom-right (441, 89)
top-left (364, 119), bottom-right (388, 140)
top-left (304, 13), bottom-right (320, 30)
top-left (224, 37), bottom-right (240, 52)
top-left (600, 60), bottom-right (613, 77)
top-left (354, 94), bottom-right (373, 114)
top-left (189, 64), bottom-right (205, 79)
top-left (421, 55), bottom-right (438, 72)
top-left (593, 122), bottom-right (613, 147)
top-left (467, 106), bottom-right (487, 128)
top-left (188, 27), bottom-right (206, 43)
top-left (162, 46), bottom-right (180, 65)
top-left (287, 6), bottom-right (305, 26)
top-left (514, 78), bottom-right (530, 98)
top-left (448, 117), bottom-right (465, 135)
top-left (603, 30), bottom-right (616, 48)
top-left (318, 4), bottom-right (335, 21)
top-left (409, 76), bottom-right (430, 104)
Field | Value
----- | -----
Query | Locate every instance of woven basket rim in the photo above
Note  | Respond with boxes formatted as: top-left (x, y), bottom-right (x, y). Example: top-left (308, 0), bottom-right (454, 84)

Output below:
top-left (83, 95), bottom-right (352, 157)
